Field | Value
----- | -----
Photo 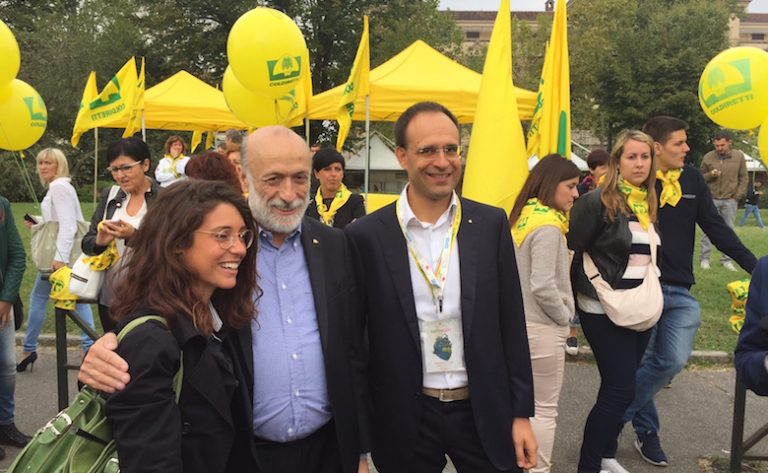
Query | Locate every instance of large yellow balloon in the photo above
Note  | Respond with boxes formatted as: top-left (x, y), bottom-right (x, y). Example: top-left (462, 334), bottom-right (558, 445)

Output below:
top-left (227, 7), bottom-right (307, 97)
top-left (759, 115), bottom-right (768, 170)
top-left (0, 79), bottom-right (47, 151)
top-left (222, 66), bottom-right (301, 128)
top-left (0, 20), bottom-right (20, 87)
top-left (699, 47), bottom-right (768, 130)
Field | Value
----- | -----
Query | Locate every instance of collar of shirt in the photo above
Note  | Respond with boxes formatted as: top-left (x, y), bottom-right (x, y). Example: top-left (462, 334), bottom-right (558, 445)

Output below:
top-left (257, 223), bottom-right (303, 250)
top-left (399, 184), bottom-right (459, 229)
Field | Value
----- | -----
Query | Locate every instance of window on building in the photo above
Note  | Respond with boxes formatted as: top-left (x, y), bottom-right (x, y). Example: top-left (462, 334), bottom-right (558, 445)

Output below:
top-left (466, 31), bottom-right (480, 39)
top-left (752, 33), bottom-right (766, 41)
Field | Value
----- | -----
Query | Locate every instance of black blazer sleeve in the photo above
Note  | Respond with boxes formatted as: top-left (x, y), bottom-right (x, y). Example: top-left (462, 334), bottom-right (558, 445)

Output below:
top-left (349, 194), bottom-right (366, 221)
top-left (735, 257), bottom-right (768, 395)
top-left (106, 322), bottom-right (182, 473)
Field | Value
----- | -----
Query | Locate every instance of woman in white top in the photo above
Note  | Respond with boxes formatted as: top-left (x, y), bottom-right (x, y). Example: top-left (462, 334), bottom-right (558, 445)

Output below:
top-left (19, 149), bottom-right (96, 372)
top-left (509, 154), bottom-right (580, 473)
top-left (154, 135), bottom-right (190, 187)
top-left (82, 137), bottom-right (160, 333)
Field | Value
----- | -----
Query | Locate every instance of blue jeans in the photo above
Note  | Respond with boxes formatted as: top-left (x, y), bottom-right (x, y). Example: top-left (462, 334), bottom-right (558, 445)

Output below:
top-left (0, 310), bottom-right (16, 424)
top-left (23, 273), bottom-right (95, 353)
top-left (622, 284), bottom-right (701, 434)
top-left (740, 204), bottom-right (764, 228)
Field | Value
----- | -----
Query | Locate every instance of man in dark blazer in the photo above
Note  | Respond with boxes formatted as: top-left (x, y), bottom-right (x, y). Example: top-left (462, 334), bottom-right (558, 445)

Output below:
top-left (79, 126), bottom-right (370, 473)
top-left (345, 101), bottom-right (536, 473)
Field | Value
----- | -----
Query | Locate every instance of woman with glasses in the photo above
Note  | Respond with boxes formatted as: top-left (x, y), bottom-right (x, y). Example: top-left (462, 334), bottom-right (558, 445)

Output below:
top-left (106, 180), bottom-right (259, 473)
top-left (305, 148), bottom-right (365, 229)
top-left (82, 137), bottom-right (159, 332)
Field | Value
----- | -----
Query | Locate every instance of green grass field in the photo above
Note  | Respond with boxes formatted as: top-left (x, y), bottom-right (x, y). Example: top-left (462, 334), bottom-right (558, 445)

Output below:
top-left (6, 202), bottom-right (768, 355)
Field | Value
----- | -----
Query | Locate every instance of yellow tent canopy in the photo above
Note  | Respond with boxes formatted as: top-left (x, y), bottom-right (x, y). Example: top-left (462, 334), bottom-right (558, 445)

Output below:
top-left (101, 70), bottom-right (249, 131)
top-left (308, 40), bottom-right (537, 124)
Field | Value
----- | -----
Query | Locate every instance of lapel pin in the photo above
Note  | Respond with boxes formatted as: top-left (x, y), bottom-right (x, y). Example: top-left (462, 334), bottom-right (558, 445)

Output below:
top-left (468, 219), bottom-right (473, 224)
top-left (312, 238), bottom-right (319, 245)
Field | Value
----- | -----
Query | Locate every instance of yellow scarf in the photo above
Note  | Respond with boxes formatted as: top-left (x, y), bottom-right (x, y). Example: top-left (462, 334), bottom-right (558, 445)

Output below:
top-left (315, 183), bottom-right (351, 226)
top-left (617, 178), bottom-right (650, 229)
top-left (511, 198), bottom-right (568, 246)
top-left (165, 154), bottom-right (187, 178)
top-left (656, 168), bottom-right (683, 207)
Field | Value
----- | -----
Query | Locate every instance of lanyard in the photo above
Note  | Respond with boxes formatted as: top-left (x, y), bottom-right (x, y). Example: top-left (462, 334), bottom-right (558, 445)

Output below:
top-left (396, 196), bottom-right (461, 313)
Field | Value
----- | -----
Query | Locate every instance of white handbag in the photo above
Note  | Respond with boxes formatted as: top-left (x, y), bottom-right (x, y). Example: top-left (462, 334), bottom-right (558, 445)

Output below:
top-left (582, 225), bottom-right (663, 332)
top-left (30, 220), bottom-right (89, 272)
top-left (69, 255), bottom-right (104, 301)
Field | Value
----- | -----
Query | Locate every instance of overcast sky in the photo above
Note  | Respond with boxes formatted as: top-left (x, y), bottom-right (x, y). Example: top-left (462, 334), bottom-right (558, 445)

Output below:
top-left (439, 0), bottom-right (768, 13)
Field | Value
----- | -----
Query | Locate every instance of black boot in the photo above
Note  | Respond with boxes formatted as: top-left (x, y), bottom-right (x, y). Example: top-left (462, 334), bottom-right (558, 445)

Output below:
top-left (0, 423), bottom-right (31, 447)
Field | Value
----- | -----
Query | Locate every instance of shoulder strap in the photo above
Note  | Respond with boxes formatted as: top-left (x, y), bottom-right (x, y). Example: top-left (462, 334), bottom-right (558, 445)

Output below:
top-left (116, 315), bottom-right (184, 403)
top-left (103, 185), bottom-right (121, 220)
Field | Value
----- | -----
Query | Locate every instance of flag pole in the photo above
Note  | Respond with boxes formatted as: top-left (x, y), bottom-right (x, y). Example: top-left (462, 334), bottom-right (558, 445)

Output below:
top-left (93, 127), bottom-right (99, 206)
top-left (364, 95), bottom-right (370, 208)
top-left (141, 112), bottom-right (146, 141)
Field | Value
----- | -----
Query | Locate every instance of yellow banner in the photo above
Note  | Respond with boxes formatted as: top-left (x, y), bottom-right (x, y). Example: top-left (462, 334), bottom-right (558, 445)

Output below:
top-left (123, 57), bottom-right (145, 138)
top-left (70, 71), bottom-right (98, 147)
top-left (336, 16), bottom-right (369, 151)
top-left (526, 0), bottom-right (571, 159)
top-left (462, 0), bottom-right (529, 215)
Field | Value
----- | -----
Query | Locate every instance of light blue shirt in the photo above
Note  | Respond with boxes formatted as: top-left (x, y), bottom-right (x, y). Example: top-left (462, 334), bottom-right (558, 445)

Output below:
top-left (251, 227), bottom-right (332, 442)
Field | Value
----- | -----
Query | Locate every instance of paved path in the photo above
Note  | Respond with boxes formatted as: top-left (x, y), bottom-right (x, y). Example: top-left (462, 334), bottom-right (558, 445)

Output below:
top-left (3, 351), bottom-right (768, 472)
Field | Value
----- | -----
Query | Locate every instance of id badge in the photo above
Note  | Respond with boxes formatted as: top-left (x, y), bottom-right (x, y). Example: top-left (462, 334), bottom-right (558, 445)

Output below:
top-left (422, 317), bottom-right (464, 373)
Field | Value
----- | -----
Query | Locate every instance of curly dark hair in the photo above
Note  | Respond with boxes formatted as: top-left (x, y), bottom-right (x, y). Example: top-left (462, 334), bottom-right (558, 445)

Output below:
top-left (110, 180), bottom-right (258, 334)
top-left (185, 151), bottom-right (243, 195)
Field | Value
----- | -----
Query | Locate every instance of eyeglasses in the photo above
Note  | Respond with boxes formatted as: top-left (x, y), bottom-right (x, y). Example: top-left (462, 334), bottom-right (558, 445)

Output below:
top-left (412, 145), bottom-right (462, 159)
top-left (106, 161), bottom-right (143, 174)
top-left (196, 229), bottom-right (255, 250)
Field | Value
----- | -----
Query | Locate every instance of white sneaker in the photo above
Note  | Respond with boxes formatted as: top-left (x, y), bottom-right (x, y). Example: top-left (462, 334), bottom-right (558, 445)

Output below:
top-left (601, 458), bottom-right (631, 473)
top-left (700, 260), bottom-right (710, 270)
top-left (723, 261), bottom-right (737, 272)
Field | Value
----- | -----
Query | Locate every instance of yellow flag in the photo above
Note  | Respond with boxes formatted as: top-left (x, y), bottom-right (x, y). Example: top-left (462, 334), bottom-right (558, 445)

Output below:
top-left (123, 57), bottom-right (145, 138)
top-left (526, 0), bottom-right (571, 159)
top-left (205, 130), bottom-right (215, 150)
top-left (73, 57), bottom-right (138, 140)
top-left (70, 71), bottom-right (98, 147)
top-left (462, 0), bottom-right (529, 215)
top-left (191, 130), bottom-right (203, 152)
top-left (336, 16), bottom-right (369, 151)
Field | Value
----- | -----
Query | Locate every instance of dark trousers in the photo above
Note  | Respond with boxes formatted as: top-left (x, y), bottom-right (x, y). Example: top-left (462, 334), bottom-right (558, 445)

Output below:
top-left (577, 310), bottom-right (652, 473)
top-left (97, 303), bottom-right (117, 333)
top-left (405, 396), bottom-right (519, 473)
top-left (253, 420), bottom-right (343, 473)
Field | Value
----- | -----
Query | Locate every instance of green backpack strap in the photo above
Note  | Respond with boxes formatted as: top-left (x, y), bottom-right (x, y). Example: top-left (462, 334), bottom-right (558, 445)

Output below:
top-left (116, 315), bottom-right (184, 403)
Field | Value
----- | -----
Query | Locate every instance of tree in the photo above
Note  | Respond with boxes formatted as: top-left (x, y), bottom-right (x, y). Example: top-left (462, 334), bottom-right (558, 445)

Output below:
top-left (570, 0), bottom-right (742, 159)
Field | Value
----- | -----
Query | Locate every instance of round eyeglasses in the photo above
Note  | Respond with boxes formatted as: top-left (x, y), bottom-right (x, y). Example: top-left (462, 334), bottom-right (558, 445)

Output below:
top-left (195, 229), bottom-right (255, 250)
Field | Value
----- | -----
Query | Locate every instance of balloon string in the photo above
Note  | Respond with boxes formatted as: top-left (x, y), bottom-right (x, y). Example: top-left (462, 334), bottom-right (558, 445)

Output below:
top-left (13, 151), bottom-right (39, 207)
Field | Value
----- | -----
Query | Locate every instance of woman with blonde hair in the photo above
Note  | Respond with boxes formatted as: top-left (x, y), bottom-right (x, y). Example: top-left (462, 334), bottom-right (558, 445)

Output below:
top-left (509, 154), bottom-right (580, 473)
top-left (155, 135), bottom-right (190, 187)
top-left (19, 148), bottom-right (96, 373)
top-left (568, 130), bottom-right (660, 473)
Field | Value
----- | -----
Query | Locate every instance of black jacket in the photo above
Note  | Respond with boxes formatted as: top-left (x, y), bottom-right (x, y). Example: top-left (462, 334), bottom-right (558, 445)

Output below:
top-left (568, 189), bottom-right (634, 299)
top-left (82, 179), bottom-right (160, 256)
top-left (106, 311), bottom-right (257, 473)
top-left (305, 193), bottom-right (366, 229)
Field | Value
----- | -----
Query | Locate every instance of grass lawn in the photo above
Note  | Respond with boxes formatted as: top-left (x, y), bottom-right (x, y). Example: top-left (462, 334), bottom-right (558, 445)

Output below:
top-left (6, 201), bottom-right (768, 355)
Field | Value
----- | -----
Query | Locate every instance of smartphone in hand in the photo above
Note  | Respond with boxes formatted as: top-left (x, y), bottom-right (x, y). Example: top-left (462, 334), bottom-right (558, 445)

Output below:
top-left (23, 213), bottom-right (37, 225)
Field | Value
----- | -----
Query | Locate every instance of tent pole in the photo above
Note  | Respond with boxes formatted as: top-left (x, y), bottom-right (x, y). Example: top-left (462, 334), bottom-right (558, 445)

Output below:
top-left (305, 118), bottom-right (310, 143)
top-left (94, 127), bottom-right (99, 206)
top-left (364, 95), bottom-right (370, 209)
top-left (141, 112), bottom-right (146, 141)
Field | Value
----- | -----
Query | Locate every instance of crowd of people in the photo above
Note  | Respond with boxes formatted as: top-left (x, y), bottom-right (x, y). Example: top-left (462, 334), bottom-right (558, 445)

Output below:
top-left (0, 102), bottom-right (764, 473)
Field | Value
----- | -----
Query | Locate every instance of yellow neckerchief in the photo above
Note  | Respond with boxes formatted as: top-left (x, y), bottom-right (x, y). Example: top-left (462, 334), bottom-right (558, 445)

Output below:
top-left (165, 153), bottom-right (186, 178)
top-left (617, 177), bottom-right (650, 229)
top-left (315, 183), bottom-right (351, 226)
top-left (511, 198), bottom-right (568, 246)
top-left (656, 168), bottom-right (683, 207)
top-left (395, 194), bottom-right (461, 314)
top-left (84, 221), bottom-right (121, 270)
top-left (49, 266), bottom-right (78, 310)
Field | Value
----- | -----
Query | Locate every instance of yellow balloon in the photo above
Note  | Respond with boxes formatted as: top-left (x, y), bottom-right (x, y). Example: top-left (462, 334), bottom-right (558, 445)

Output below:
top-left (699, 47), bottom-right (768, 130)
top-left (759, 115), bottom-right (768, 170)
top-left (0, 79), bottom-right (47, 151)
top-left (223, 66), bottom-right (301, 128)
top-left (0, 20), bottom-right (20, 87)
top-left (227, 7), bottom-right (307, 97)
